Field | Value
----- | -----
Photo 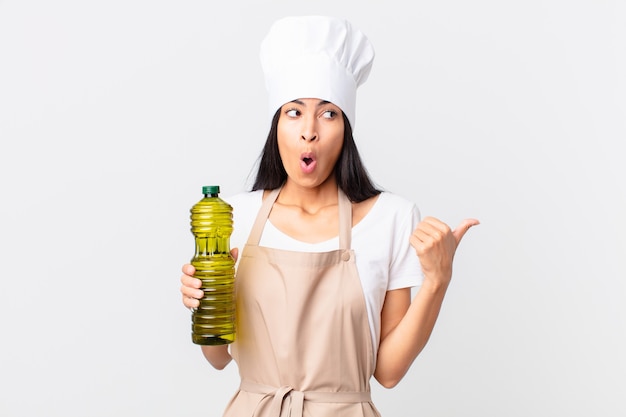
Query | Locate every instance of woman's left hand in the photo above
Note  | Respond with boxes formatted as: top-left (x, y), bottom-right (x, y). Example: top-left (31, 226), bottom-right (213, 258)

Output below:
top-left (410, 217), bottom-right (479, 288)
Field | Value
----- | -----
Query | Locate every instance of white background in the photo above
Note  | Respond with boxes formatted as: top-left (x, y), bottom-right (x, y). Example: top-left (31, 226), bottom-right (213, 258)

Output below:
top-left (1, 1), bottom-right (624, 416)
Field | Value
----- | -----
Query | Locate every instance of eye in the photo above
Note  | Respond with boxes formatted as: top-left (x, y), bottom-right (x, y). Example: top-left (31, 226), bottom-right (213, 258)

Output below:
top-left (322, 110), bottom-right (337, 119)
top-left (285, 108), bottom-right (300, 117)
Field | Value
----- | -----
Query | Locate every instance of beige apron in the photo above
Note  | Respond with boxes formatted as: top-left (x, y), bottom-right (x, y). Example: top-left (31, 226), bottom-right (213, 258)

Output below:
top-left (222, 187), bottom-right (381, 417)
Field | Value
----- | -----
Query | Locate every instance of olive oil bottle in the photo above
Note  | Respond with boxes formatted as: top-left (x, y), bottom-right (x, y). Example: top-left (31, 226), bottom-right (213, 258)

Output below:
top-left (189, 185), bottom-right (235, 345)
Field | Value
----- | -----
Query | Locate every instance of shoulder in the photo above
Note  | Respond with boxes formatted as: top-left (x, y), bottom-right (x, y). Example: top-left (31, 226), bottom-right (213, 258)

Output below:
top-left (354, 191), bottom-right (421, 239)
top-left (225, 190), bottom-right (264, 209)
top-left (226, 190), bottom-right (264, 225)
top-left (353, 191), bottom-right (416, 226)
top-left (377, 191), bottom-right (417, 209)
top-left (373, 192), bottom-right (420, 220)
top-left (226, 190), bottom-right (264, 249)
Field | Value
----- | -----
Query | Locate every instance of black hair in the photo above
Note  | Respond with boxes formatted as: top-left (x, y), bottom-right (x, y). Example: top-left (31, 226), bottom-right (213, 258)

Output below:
top-left (251, 110), bottom-right (381, 203)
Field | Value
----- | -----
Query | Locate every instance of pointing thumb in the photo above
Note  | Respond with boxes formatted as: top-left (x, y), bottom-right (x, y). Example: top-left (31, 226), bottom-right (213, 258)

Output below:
top-left (452, 218), bottom-right (480, 244)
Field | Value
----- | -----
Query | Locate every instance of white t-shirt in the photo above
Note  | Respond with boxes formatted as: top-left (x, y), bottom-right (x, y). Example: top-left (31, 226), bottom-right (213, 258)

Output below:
top-left (225, 190), bottom-right (424, 359)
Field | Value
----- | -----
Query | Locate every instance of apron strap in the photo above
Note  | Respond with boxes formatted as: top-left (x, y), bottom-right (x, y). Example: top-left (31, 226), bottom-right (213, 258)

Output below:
top-left (240, 380), bottom-right (372, 417)
top-left (246, 187), bottom-right (281, 246)
top-left (337, 187), bottom-right (352, 251)
top-left (246, 186), bottom-right (353, 251)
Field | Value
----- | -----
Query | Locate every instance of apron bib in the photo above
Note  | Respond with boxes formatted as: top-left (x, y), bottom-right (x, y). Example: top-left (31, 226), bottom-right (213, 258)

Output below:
top-left (224, 187), bottom-right (380, 417)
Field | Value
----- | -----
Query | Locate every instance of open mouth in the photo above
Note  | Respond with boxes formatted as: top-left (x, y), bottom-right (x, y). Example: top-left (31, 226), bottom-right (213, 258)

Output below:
top-left (300, 153), bottom-right (317, 173)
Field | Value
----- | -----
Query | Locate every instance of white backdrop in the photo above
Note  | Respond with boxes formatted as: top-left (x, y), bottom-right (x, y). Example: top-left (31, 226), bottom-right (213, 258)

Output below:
top-left (1, 1), bottom-right (624, 416)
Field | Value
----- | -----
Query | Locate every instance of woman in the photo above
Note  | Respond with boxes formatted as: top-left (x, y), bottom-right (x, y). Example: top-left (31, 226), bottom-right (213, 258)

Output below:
top-left (180, 15), bottom-right (479, 416)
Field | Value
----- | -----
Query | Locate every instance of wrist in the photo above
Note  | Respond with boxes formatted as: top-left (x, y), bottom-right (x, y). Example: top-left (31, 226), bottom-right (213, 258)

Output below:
top-left (420, 275), bottom-right (450, 295)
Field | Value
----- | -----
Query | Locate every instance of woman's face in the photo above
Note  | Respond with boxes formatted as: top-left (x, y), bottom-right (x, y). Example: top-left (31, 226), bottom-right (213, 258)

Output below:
top-left (276, 98), bottom-right (345, 189)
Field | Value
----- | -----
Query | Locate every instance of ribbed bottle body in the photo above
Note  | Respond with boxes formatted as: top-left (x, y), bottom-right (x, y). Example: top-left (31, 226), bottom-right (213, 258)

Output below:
top-left (189, 186), bottom-right (235, 345)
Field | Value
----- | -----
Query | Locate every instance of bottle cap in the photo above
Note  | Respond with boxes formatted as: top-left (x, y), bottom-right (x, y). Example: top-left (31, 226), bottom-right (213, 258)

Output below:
top-left (202, 185), bottom-right (220, 195)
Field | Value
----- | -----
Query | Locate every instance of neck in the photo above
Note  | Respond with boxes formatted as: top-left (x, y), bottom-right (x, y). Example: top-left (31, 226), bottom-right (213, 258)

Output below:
top-left (276, 179), bottom-right (339, 214)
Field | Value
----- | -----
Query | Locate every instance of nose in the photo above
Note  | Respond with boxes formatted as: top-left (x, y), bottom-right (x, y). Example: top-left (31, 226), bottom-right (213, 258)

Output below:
top-left (301, 133), bottom-right (317, 142)
top-left (300, 116), bottom-right (318, 142)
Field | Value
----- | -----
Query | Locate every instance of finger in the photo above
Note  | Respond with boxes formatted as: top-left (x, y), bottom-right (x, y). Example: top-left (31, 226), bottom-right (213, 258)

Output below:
top-left (452, 218), bottom-right (480, 243)
top-left (180, 277), bottom-right (204, 295)
top-left (182, 263), bottom-right (196, 276)
top-left (421, 216), bottom-right (450, 230)
top-left (412, 218), bottom-right (448, 243)
top-left (180, 282), bottom-right (204, 300)
top-left (410, 225), bottom-right (440, 256)
top-left (231, 247), bottom-right (239, 262)
top-left (181, 273), bottom-right (202, 288)
top-left (182, 293), bottom-right (201, 309)
top-left (411, 227), bottom-right (434, 248)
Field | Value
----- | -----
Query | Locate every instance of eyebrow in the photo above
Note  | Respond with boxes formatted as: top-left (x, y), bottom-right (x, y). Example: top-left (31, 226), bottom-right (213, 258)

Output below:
top-left (291, 99), bottom-right (332, 107)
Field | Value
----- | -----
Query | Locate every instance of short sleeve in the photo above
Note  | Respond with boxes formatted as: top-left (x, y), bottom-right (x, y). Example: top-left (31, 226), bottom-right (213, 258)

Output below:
top-left (387, 203), bottom-right (424, 291)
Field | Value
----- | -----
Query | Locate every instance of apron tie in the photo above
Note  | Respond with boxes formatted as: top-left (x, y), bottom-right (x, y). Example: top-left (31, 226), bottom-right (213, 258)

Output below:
top-left (241, 380), bottom-right (372, 417)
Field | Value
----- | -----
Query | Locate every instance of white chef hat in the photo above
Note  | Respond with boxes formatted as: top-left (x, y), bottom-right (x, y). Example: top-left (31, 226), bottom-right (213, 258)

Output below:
top-left (260, 15), bottom-right (375, 129)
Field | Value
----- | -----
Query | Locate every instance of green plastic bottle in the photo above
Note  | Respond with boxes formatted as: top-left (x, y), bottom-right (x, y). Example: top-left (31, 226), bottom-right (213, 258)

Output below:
top-left (189, 185), bottom-right (236, 345)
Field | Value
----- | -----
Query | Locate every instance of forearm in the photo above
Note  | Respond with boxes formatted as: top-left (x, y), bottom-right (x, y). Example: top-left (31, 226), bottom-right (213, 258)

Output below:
top-left (201, 345), bottom-right (232, 370)
top-left (374, 280), bottom-right (448, 388)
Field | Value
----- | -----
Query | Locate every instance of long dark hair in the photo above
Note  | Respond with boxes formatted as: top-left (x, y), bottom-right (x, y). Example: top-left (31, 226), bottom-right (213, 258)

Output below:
top-left (251, 110), bottom-right (381, 203)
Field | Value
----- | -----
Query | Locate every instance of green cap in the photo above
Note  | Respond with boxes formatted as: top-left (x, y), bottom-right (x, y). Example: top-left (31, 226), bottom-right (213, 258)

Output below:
top-left (202, 185), bottom-right (220, 195)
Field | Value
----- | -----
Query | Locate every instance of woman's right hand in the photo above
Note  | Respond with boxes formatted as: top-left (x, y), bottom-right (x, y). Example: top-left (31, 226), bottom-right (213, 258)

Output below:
top-left (180, 264), bottom-right (203, 309)
top-left (182, 249), bottom-right (239, 369)
top-left (180, 248), bottom-right (239, 309)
